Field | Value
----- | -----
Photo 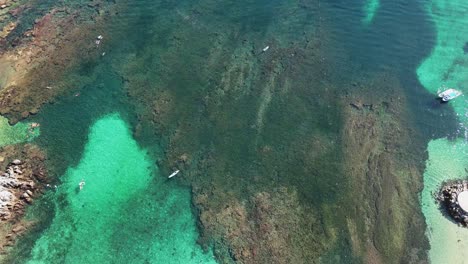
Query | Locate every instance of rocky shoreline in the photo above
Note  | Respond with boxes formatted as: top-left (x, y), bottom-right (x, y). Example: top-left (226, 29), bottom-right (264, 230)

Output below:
top-left (0, 144), bottom-right (47, 254)
top-left (437, 180), bottom-right (468, 226)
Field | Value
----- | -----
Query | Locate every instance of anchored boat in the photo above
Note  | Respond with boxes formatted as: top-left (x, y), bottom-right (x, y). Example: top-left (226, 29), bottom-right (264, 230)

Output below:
top-left (438, 88), bottom-right (462, 101)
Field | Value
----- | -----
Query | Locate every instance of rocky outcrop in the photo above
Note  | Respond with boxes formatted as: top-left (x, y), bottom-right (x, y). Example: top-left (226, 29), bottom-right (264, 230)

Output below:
top-left (0, 144), bottom-right (47, 254)
top-left (0, 159), bottom-right (34, 220)
top-left (437, 180), bottom-right (468, 226)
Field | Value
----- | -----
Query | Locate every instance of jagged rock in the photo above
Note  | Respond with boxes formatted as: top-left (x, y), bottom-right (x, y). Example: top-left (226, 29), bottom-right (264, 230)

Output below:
top-left (0, 190), bottom-right (13, 202)
top-left (11, 159), bottom-right (22, 165)
top-left (438, 180), bottom-right (468, 227)
top-left (12, 225), bottom-right (25, 233)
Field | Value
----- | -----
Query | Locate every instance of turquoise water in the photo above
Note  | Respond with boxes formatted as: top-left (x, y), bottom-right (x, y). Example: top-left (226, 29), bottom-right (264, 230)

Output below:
top-left (362, 0), bottom-right (380, 25)
top-left (420, 139), bottom-right (468, 263)
top-left (27, 114), bottom-right (215, 263)
top-left (416, 0), bottom-right (468, 263)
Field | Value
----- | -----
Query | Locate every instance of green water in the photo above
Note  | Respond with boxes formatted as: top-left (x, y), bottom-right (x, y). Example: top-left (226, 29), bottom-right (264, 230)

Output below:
top-left (0, 116), bottom-right (39, 147)
top-left (417, 0), bottom-right (468, 263)
top-left (362, 0), bottom-right (380, 25)
top-left (26, 114), bottom-right (215, 264)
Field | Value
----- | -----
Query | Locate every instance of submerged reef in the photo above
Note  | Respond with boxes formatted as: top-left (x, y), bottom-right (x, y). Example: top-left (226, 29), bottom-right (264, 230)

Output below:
top-left (340, 73), bottom-right (429, 263)
top-left (0, 0), bottom-right (439, 262)
top-left (0, 0), bottom-right (117, 124)
top-left (119, 1), bottom-right (431, 262)
top-left (194, 187), bottom-right (329, 263)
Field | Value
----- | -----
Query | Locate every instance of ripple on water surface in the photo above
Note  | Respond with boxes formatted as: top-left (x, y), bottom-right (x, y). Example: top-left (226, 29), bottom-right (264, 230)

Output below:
top-left (26, 114), bottom-right (215, 264)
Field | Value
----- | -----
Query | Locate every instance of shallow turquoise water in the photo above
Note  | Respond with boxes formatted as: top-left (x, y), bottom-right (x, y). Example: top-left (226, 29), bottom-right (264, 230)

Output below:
top-left (416, 0), bottom-right (468, 262)
top-left (26, 114), bottom-right (215, 263)
top-left (420, 139), bottom-right (468, 264)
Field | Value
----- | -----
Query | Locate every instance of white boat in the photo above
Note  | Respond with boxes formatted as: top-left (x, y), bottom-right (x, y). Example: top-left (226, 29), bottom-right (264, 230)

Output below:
top-left (262, 46), bottom-right (269, 52)
top-left (168, 170), bottom-right (180, 178)
top-left (438, 88), bottom-right (462, 101)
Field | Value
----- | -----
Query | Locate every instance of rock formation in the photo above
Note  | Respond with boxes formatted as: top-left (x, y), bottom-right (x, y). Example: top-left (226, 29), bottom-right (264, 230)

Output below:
top-left (437, 180), bottom-right (468, 226)
top-left (0, 144), bottom-right (47, 254)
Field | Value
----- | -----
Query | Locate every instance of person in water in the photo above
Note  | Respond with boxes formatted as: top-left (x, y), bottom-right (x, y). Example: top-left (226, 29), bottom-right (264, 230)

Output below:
top-left (79, 179), bottom-right (85, 190)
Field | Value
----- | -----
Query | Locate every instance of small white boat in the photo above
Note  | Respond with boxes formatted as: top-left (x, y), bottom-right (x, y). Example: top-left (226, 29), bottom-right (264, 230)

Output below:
top-left (438, 88), bottom-right (462, 101)
top-left (168, 170), bottom-right (180, 179)
top-left (262, 46), bottom-right (269, 52)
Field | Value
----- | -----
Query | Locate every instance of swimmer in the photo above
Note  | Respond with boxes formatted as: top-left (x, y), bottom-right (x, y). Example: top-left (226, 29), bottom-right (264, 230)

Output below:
top-left (79, 179), bottom-right (85, 190)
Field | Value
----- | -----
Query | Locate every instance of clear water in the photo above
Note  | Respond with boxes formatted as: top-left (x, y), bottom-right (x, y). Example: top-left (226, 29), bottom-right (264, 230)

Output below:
top-left (1, 0), bottom-right (467, 262)
top-left (362, 0), bottom-right (380, 25)
top-left (26, 114), bottom-right (215, 263)
top-left (416, 0), bottom-right (468, 263)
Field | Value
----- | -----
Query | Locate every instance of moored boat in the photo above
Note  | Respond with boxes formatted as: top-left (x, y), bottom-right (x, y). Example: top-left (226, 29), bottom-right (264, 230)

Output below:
top-left (438, 88), bottom-right (462, 101)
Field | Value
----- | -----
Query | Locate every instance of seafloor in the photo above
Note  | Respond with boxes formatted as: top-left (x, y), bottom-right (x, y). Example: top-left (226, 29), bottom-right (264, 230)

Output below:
top-left (0, 0), bottom-right (465, 263)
